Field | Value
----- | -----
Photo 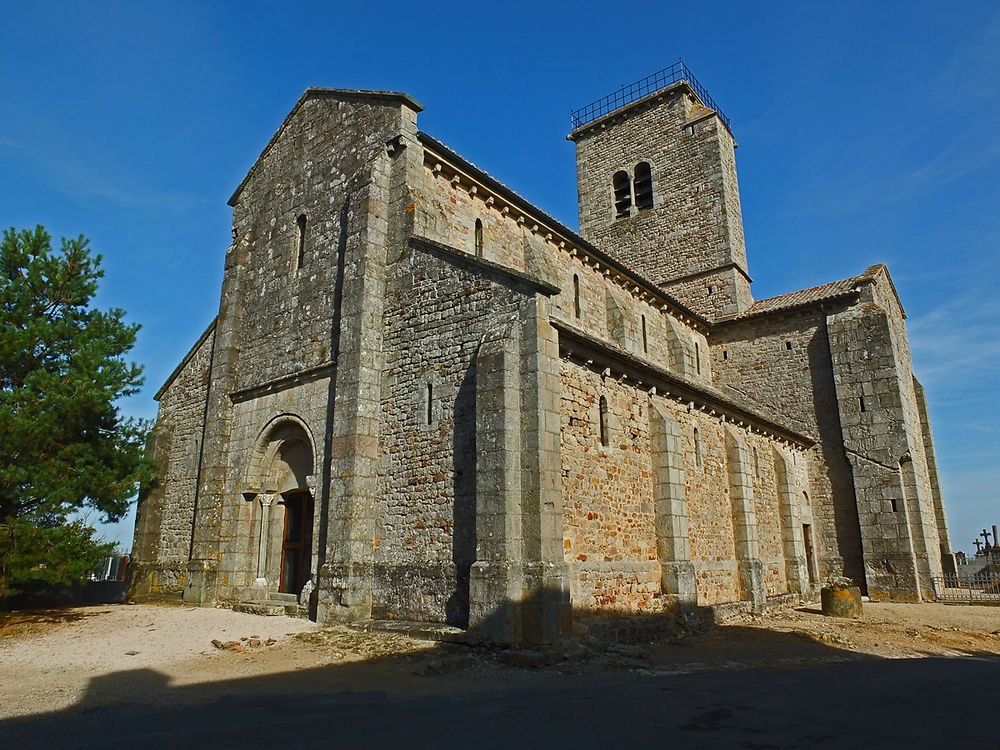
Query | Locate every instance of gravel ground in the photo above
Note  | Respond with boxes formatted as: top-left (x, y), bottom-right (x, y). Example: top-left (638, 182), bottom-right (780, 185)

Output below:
top-left (0, 603), bottom-right (319, 719)
top-left (2, 600), bottom-right (999, 721)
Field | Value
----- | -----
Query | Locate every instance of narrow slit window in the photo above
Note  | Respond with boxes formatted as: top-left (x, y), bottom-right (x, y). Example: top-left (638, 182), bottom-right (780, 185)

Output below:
top-left (426, 382), bottom-right (433, 425)
top-left (694, 427), bottom-right (702, 468)
top-left (295, 214), bottom-right (307, 270)
top-left (890, 498), bottom-right (898, 512)
top-left (474, 218), bottom-right (483, 258)
top-left (641, 315), bottom-right (648, 353)
top-left (803, 524), bottom-right (816, 583)
top-left (785, 341), bottom-right (793, 351)
top-left (633, 162), bottom-right (653, 210)
top-left (723, 350), bottom-right (729, 361)
top-left (859, 396), bottom-right (866, 413)
top-left (573, 274), bottom-right (581, 318)
top-left (612, 170), bottom-right (631, 219)
top-left (599, 395), bottom-right (609, 447)
top-left (695, 342), bottom-right (701, 374)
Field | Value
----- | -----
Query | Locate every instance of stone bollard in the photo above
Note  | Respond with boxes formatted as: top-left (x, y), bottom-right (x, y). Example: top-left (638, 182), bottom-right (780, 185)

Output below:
top-left (821, 586), bottom-right (863, 617)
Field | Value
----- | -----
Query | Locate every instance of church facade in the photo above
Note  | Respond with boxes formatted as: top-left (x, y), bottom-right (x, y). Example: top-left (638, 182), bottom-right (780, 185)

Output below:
top-left (132, 67), bottom-right (955, 642)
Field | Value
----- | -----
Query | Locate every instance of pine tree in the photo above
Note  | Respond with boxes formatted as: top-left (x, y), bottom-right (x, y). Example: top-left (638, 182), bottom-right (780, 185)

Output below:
top-left (0, 226), bottom-right (154, 600)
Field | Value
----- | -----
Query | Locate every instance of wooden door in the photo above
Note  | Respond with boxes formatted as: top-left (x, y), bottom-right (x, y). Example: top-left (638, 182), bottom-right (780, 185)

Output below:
top-left (279, 491), bottom-right (314, 595)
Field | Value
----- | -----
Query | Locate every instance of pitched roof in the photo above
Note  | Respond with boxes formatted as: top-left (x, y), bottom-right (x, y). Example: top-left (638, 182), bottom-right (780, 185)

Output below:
top-left (728, 276), bottom-right (862, 321)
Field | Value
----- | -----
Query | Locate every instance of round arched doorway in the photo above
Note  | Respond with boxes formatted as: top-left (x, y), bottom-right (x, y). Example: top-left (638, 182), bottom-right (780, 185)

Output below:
top-left (246, 416), bottom-right (317, 598)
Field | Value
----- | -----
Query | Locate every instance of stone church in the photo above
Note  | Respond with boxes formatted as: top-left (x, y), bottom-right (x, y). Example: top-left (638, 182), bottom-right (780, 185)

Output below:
top-left (132, 64), bottom-right (955, 642)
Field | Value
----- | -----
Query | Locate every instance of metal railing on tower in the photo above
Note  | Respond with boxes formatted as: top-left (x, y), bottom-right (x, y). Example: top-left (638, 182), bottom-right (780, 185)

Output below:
top-left (570, 59), bottom-right (732, 132)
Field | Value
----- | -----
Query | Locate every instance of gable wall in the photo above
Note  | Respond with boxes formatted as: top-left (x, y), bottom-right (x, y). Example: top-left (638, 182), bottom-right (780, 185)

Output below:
top-left (228, 96), bottom-right (408, 393)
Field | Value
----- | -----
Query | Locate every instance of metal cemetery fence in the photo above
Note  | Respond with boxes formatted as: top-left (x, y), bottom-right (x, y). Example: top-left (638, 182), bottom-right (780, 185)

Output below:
top-left (933, 571), bottom-right (1000, 603)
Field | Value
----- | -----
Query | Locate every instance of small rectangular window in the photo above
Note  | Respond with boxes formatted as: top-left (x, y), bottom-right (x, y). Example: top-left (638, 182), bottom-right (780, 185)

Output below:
top-left (859, 396), bottom-right (866, 413)
top-left (785, 341), bottom-right (792, 351)
top-left (599, 396), bottom-right (609, 447)
top-left (803, 524), bottom-right (816, 583)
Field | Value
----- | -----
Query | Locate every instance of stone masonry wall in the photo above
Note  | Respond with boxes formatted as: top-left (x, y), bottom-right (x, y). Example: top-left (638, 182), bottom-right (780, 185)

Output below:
top-left (229, 96), bottom-right (408, 394)
top-left (710, 308), bottom-right (865, 585)
top-left (867, 273), bottom-right (944, 591)
top-left (571, 84), bottom-right (751, 319)
top-left (745, 432), bottom-right (789, 596)
top-left (914, 378), bottom-right (955, 572)
top-left (186, 92), bottom-right (417, 607)
top-left (560, 363), bottom-right (660, 612)
top-left (560, 359), bottom-right (796, 611)
top-left (135, 325), bottom-right (215, 567)
top-left (378, 239), bottom-right (544, 625)
top-left (414, 160), bottom-right (528, 274)
top-left (412, 155), bottom-right (712, 386)
top-left (828, 269), bottom-right (944, 599)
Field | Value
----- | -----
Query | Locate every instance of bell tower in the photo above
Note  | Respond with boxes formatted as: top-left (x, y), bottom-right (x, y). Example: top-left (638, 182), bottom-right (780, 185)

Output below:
top-left (569, 62), bottom-right (752, 319)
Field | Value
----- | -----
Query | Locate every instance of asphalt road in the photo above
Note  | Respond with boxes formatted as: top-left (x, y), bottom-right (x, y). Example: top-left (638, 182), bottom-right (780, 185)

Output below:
top-left (3, 655), bottom-right (999, 748)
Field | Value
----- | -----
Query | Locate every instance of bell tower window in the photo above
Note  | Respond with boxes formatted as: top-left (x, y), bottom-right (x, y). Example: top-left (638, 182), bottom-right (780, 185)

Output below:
top-left (634, 161), bottom-right (653, 210)
top-left (612, 171), bottom-right (631, 219)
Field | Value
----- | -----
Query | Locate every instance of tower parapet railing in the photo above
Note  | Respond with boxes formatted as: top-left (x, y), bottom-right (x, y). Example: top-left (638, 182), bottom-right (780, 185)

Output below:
top-left (570, 59), bottom-right (732, 133)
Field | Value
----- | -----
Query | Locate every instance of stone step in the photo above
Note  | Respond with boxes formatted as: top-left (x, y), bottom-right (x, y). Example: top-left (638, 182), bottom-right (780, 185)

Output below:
top-left (348, 619), bottom-right (467, 643)
top-left (267, 592), bottom-right (299, 604)
top-left (234, 598), bottom-right (311, 619)
top-left (233, 601), bottom-right (286, 617)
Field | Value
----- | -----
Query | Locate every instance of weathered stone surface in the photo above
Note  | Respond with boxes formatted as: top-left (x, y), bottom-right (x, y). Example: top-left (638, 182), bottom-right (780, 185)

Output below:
top-left (132, 79), bottom-right (953, 642)
top-left (821, 586), bottom-right (863, 618)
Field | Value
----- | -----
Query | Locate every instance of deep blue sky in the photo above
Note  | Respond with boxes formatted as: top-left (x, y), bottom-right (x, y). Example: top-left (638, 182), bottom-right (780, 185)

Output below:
top-left (2, 1), bottom-right (997, 554)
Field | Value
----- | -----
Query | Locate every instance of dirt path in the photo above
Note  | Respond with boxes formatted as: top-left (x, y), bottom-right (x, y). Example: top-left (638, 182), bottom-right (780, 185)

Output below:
top-left (2, 601), bottom-right (998, 720)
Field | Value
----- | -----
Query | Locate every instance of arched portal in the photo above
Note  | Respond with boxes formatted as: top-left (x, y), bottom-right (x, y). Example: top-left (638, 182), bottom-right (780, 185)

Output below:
top-left (245, 416), bottom-right (318, 598)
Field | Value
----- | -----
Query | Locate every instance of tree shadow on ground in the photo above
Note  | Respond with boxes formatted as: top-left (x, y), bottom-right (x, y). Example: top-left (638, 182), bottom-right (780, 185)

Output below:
top-left (0, 604), bottom-right (108, 637)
